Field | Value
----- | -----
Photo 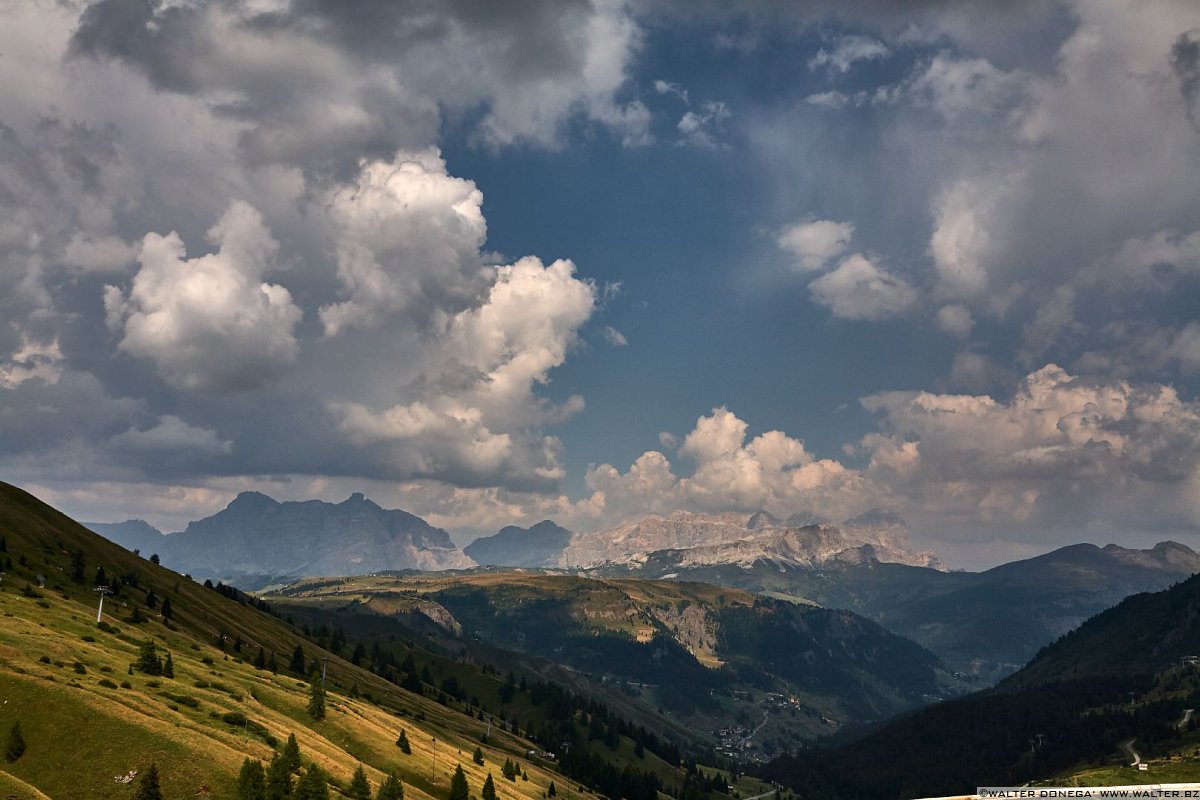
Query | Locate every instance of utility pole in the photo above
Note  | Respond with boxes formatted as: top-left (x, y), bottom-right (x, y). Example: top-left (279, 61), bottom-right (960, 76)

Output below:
top-left (95, 585), bottom-right (111, 623)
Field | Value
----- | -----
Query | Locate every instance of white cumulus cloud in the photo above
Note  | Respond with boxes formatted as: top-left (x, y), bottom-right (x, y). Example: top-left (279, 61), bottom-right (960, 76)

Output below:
top-left (105, 202), bottom-right (301, 392)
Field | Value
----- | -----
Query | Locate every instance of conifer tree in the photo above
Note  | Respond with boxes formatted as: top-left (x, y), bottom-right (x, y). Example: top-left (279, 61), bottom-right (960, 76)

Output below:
top-left (481, 773), bottom-right (497, 800)
top-left (473, 746), bottom-right (485, 765)
top-left (289, 644), bottom-right (306, 674)
top-left (376, 773), bottom-right (404, 800)
top-left (502, 758), bottom-right (517, 781)
top-left (280, 733), bottom-right (302, 772)
top-left (135, 641), bottom-right (164, 675)
top-left (237, 758), bottom-right (267, 800)
top-left (133, 763), bottom-right (164, 800)
top-left (145, 589), bottom-right (158, 608)
top-left (266, 753), bottom-right (292, 800)
top-left (159, 596), bottom-right (172, 621)
top-left (447, 765), bottom-right (469, 800)
top-left (255, 646), bottom-right (266, 669)
top-left (70, 549), bottom-right (85, 583)
top-left (348, 765), bottom-right (372, 800)
top-left (267, 651), bottom-right (279, 673)
top-left (307, 668), bottom-right (326, 721)
top-left (4, 721), bottom-right (25, 763)
top-left (295, 764), bottom-right (331, 800)
top-left (548, 782), bottom-right (556, 797)
top-left (396, 729), bottom-right (411, 754)
top-left (163, 653), bottom-right (175, 678)
top-left (94, 565), bottom-right (107, 587)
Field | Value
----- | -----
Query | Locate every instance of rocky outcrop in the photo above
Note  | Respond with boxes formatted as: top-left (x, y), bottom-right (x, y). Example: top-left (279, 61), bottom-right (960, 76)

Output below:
top-left (463, 520), bottom-right (573, 567)
top-left (558, 509), bottom-right (941, 570)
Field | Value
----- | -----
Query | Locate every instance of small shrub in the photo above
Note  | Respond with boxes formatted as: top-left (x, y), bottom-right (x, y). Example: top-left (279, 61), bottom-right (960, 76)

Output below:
top-left (81, 635), bottom-right (95, 643)
top-left (161, 692), bottom-right (199, 709)
top-left (4, 721), bottom-right (24, 763)
top-left (73, 662), bottom-right (87, 674)
top-left (35, 600), bottom-right (50, 609)
top-left (146, 680), bottom-right (161, 688)
top-left (193, 680), bottom-right (210, 689)
top-left (120, 680), bottom-right (132, 689)
top-left (98, 678), bottom-right (118, 689)
top-left (200, 656), bottom-right (214, 665)
top-left (37, 655), bottom-right (50, 664)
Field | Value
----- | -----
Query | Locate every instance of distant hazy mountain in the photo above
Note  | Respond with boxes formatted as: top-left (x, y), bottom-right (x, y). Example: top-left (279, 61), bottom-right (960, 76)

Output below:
top-left (611, 540), bottom-right (1200, 682)
top-left (463, 520), bottom-right (573, 567)
top-left (83, 518), bottom-right (166, 555)
top-left (1004, 556), bottom-right (1200, 687)
top-left (88, 491), bottom-right (475, 579)
top-left (559, 509), bottom-right (942, 570)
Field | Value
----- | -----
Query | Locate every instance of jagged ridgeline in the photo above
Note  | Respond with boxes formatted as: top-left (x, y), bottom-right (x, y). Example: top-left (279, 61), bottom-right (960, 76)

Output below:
top-left (0, 483), bottom-right (767, 800)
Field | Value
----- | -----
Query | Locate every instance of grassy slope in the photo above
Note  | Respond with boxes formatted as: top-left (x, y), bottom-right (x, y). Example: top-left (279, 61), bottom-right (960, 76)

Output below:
top-left (0, 482), bottom-right (605, 800)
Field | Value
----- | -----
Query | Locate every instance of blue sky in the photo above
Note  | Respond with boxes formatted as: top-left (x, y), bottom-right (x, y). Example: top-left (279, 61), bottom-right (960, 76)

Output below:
top-left (2, 0), bottom-right (1200, 568)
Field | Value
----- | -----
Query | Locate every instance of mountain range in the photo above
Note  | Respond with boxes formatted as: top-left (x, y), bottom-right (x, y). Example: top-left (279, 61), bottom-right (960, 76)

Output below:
top-left (604, 540), bottom-right (1200, 681)
top-left (463, 509), bottom-right (941, 571)
top-left (87, 491), bottom-right (472, 581)
top-left (88, 493), bottom-right (1200, 683)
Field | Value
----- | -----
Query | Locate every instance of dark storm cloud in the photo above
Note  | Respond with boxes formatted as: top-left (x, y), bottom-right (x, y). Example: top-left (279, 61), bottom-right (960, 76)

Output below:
top-left (1172, 29), bottom-right (1200, 126)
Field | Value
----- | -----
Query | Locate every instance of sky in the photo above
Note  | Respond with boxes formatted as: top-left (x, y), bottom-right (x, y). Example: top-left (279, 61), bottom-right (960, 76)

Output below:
top-left (2, 0), bottom-right (1200, 569)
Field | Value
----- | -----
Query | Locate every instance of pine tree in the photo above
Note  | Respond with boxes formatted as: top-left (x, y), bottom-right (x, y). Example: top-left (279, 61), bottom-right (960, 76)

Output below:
top-left (481, 773), bottom-right (497, 800)
top-left (94, 565), bottom-right (108, 587)
top-left (396, 729), bottom-right (411, 754)
top-left (267, 651), bottom-right (279, 673)
top-left (295, 764), bottom-right (330, 800)
top-left (145, 589), bottom-right (158, 609)
top-left (502, 758), bottom-right (517, 781)
top-left (289, 644), bottom-right (306, 674)
top-left (135, 641), bottom-right (164, 675)
top-left (280, 733), bottom-right (302, 772)
top-left (237, 758), bottom-right (267, 800)
top-left (448, 765), bottom-right (469, 800)
top-left (129, 605), bottom-right (144, 624)
top-left (348, 765), bottom-right (372, 800)
top-left (163, 653), bottom-right (175, 678)
top-left (159, 596), bottom-right (172, 621)
top-left (266, 753), bottom-right (293, 800)
top-left (133, 763), bottom-right (164, 800)
top-left (376, 773), bottom-right (405, 800)
top-left (255, 646), bottom-right (266, 669)
top-left (548, 782), bottom-right (557, 797)
top-left (70, 549), bottom-right (85, 583)
top-left (4, 721), bottom-right (25, 763)
top-left (473, 746), bottom-right (485, 765)
top-left (307, 668), bottom-right (326, 721)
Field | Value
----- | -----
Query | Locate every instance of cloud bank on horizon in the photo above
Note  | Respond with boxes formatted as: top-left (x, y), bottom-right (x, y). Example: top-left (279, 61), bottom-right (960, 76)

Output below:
top-left (2, 0), bottom-right (1199, 568)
